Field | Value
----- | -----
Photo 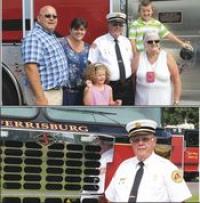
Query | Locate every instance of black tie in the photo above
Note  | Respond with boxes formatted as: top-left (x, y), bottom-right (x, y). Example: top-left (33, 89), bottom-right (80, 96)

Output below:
top-left (128, 161), bottom-right (144, 203)
top-left (114, 39), bottom-right (126, 83)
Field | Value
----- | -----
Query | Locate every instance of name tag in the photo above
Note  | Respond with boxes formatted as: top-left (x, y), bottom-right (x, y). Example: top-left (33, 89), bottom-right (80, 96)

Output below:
top-left (146, 71), bottom-right (155, 83)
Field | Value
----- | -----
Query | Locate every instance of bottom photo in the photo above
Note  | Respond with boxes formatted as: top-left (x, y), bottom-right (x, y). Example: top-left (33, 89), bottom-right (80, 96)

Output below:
top-left (0, 107), bottom-right (199, 203)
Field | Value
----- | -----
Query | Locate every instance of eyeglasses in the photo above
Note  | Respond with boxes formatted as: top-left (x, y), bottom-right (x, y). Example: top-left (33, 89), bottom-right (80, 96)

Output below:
top-left (44, 14), bottom-right (57, 19)
top-left (147, 40), bottom-right (160, 44)
top-left (130, 136), bottom-right (153, 143)
top-left (111, 22), bottom-right (124, 27)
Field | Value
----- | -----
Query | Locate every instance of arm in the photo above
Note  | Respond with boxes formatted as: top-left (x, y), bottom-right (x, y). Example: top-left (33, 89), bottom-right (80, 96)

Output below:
top-left (129, 22), bottom-right (138, 55)
top-left (24, 63), bottom-right (48, 105)
top-left (88, 42), bottom-right (99, 63)
top-left (131, 52), bottom-right (140, 74)
top-left (83, 80), bottom-right (94, 105)
top-left (130, 39), bottom-right (138, 56)
top-left (109, 87), bottom-right (122, 106)
top-left (165, 33), bottom-right (192, 49)
top-left (167, 52), bottom-right (182, 105)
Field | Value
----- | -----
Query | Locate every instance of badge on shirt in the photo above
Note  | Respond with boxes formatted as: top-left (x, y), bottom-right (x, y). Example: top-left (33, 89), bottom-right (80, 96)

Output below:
top-left (171, 170), bottom-right (183, 183)
top-left (146, 71), bottom-right (155, 83)
top-left (118, 177), bottom-right (127, 185)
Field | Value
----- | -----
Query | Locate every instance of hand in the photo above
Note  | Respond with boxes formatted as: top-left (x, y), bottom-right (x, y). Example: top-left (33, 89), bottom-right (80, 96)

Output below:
top-left (115, 99), bottom-right (122, 106)
top-left (35, 96), bottom-right (48, 105)
top-left (85, 80), bottom-right (93, 88)
top-left (183, 41), bottom-right (193, 50)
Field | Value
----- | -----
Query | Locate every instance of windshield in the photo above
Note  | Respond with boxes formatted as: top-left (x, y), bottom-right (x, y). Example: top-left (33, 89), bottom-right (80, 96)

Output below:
top-left (46, 107), bottom-right (161, 126)
top-left (184, 130), bottom-right (199, 147)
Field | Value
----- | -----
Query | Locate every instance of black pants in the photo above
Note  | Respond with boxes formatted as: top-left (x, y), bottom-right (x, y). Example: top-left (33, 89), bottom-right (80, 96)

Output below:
top-left (63, 87), bottom-right (84, 105)
top-left (110, 75), bottom-right (135, 105)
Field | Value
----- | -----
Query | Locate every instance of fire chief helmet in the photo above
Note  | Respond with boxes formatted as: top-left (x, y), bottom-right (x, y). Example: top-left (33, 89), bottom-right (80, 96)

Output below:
top-left (126, 119), bottom-right (157, 138)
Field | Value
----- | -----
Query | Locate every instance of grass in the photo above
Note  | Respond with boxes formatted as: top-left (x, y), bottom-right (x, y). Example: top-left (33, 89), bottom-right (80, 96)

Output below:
top-left (187, 195), bottom-right (199, 202)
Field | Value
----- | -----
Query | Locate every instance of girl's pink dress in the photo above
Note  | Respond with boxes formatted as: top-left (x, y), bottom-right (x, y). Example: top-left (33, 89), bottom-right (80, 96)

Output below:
top-left (90, 84), bottom-right (112, 105)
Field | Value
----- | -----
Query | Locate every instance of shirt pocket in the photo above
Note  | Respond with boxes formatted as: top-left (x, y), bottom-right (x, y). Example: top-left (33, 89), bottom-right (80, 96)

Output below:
top-left (100, 46), bottom-right (115, 59)
top-left (145, 172), bottom-right (167, 200)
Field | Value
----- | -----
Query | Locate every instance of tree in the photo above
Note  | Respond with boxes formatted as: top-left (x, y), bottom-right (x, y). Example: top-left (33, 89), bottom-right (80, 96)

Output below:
top-left (161, 107), bottom-right (199, 128)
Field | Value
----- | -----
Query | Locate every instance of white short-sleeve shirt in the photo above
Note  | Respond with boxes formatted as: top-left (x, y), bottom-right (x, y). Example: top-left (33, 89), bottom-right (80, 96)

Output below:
top-left (105, 152), bottom-right (192, 202)
top-left (88, 33), bottom-right (133, 81)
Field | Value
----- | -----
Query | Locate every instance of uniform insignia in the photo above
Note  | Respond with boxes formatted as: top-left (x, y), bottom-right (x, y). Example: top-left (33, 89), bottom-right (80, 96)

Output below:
top-left (90, 43), bottom-right (97, 49)
top-left (65, 199), bottom-right (72, 203)
top-left (134, 122), bottom-right (141, 129)
top-left (119, 177), bottom-right (126, 184)
top-left (171, 170), bottom-right (183, 183)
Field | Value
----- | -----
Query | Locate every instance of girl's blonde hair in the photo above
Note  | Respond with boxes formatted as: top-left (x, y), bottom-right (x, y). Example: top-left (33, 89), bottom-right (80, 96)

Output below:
top-left (84, 63), bottom-right (111, 84)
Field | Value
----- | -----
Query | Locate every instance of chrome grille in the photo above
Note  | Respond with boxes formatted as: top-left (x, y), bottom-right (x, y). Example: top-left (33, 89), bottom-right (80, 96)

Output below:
top-left (0, 139), bottom-right (102, 203)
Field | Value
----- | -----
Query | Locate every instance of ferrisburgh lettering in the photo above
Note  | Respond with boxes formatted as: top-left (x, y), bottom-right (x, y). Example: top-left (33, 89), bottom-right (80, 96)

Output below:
top-left (1, 120), bottom-right (89, 132)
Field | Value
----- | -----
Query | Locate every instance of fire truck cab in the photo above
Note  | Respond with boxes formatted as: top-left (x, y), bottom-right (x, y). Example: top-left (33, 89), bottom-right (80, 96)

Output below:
top-left (2, 0), bottom-right (200, 105)
top-left (1, 107), bottom-right (199, 203)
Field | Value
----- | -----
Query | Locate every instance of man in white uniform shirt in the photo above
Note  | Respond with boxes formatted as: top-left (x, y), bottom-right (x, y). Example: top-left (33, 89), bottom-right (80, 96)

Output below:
top-left (88, 12), bottom-right (134, 105)
top-left (105, 119), bottom-right (192, 202)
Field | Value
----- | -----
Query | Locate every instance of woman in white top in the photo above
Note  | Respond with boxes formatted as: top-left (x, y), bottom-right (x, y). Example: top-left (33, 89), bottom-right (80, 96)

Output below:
top-left (132, 31), bottom-right (181, 105)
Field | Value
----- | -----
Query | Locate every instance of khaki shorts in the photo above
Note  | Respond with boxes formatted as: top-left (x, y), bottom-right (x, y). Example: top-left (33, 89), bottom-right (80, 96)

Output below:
top-left (44, 88), bottom-right (63, 105)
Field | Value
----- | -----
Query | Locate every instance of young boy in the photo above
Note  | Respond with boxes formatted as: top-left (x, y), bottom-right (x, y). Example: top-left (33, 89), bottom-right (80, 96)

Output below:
top-left (129, 0), bottom-right (192, 54)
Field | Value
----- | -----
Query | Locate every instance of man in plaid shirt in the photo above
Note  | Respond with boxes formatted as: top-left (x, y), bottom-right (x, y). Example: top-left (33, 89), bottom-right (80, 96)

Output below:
top-left (22, 5), bottom-right (68, 105)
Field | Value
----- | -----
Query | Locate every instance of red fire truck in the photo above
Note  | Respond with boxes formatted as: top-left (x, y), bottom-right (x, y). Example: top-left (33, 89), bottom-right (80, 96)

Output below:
top-left (174, 129), bottom-right (199, 181)
top-left (2, 0), bottom-right (200, 105)
top-left (0, 107), bottom-right (198, 203)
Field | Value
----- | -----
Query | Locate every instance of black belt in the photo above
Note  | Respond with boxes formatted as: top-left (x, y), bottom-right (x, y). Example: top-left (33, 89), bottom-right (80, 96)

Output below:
top-left (110, 75), bottom-right (132, 86)
top-left (63, 87), bottom-right (82, 91)
top-left (47, 87), bottom-right (61, 91)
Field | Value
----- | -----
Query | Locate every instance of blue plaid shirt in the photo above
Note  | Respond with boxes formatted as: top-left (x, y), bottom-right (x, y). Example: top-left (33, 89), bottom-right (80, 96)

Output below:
top-left (21, 23), bottom-right (69, 90)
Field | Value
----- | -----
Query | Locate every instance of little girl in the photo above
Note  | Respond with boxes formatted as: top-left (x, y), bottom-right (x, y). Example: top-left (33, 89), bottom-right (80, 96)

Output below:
top-left (83, 63), bottom-right (122, 105)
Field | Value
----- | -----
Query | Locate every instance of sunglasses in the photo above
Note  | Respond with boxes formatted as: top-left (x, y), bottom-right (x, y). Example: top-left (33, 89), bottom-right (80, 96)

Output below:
top-left (44, 14), bottom-right (57, 19)
top-left (147, 40), bottom-right (160, 44)
top-left (111, 22), bottom-right (124, 27)
top-left (130, 136), bottom-right (153, 143)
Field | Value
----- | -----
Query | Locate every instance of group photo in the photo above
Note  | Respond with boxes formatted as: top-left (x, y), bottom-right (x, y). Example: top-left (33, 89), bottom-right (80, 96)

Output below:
top-left (2, 0), bottom-right (200, 106)
top-left (1, 0), bottom-right (199, 203)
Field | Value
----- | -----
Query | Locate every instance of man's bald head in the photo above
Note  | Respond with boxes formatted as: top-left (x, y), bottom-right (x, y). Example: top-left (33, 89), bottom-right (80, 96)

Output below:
top-left (39, 5), bottom-right (56, 16)
top-left (37, 5), bottom-right (58, 33)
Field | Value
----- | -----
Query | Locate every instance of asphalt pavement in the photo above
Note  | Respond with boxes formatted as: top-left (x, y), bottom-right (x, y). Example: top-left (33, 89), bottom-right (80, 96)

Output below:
top-left (180, 67), bottom-right (200, 106)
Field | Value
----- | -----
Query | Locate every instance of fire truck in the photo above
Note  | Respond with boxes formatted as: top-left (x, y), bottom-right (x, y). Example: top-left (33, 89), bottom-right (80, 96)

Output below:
top-left (0, 107), bottom-right (199, 203)
top-left (2, 0), bottom-right (200, 105)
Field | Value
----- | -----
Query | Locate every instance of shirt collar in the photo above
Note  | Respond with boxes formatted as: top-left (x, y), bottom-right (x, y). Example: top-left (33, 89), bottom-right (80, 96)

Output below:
top-left (35, 22), bottom-right (54, 35)
top-left (107, 32), bottom-right (122, 42)
top-left (136, 151), bottom-right (156, 167)
top-left (138, 17), bottom-right (155, 25)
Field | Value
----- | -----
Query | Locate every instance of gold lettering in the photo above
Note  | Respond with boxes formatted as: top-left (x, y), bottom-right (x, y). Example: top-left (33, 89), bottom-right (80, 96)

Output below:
top-left (14, 121), bottom-right (24, 128)
top-left (24, 122), bottom-right (35, 129)
top-left (41, 123), bottom-right (49, 129)
top-left (1, 120), bottom-right (89, 133)
top-left (69, 125), bottom-right (79, 132)
top-left (78, 125), bottom-right (88, 132)
top-left (1, 120), bottom-right (14, 128)
top-left (35, 123), bottom-right (41, 129)
top-left (49, 124), bottom-right (58, 130)
top-left (58, 124), bottom-right (68, 131)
